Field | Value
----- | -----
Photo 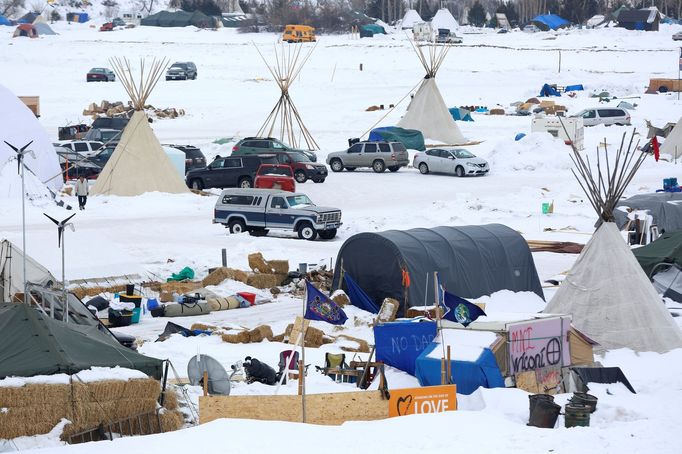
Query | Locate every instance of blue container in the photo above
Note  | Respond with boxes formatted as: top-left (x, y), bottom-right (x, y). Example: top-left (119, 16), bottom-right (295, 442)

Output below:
top-left (131, 307), bottom-right (142, 324)
top-left (147, 298), bottom-right (159, 311)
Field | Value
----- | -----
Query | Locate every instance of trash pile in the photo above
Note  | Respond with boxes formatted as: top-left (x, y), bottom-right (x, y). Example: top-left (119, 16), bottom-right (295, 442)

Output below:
top-left (82, 100), bottom-right (186, 120)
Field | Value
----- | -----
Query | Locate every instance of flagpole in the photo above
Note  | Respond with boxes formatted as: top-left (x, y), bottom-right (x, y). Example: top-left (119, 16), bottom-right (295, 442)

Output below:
top-left (434, 271), bottom-right (448, 385)
top-left (300, 282), bottom-right (307, 423)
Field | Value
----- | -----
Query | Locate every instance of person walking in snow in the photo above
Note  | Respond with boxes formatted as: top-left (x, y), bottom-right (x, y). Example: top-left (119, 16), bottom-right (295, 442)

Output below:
top-left (76, 176), bottom-right (89, 210)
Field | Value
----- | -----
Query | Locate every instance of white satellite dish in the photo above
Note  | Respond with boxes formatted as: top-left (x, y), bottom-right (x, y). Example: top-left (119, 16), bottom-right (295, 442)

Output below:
top-left (187, 354), bottom-right (232, 395)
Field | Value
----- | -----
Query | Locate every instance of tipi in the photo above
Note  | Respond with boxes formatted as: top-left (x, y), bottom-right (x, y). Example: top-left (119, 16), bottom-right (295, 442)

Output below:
top-left (90, 58), bottom-right (190, 196)
top-left (398, 42), bottom-right (466, 145)
top-left (431, 8), bottom-right (459, 31)
top-left (544, 130), bottom-right (682, 353)
top-left (254, 43), bottom-right (319, 151)
top-left (0, 84), bottom-right (62, 193)
top-left (401, 9), bottom-right (423, 29)
top-left (661, 116), bottom-right (682, 158)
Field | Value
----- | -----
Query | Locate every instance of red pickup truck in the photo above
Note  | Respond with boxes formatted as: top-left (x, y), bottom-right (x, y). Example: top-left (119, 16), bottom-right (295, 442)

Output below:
top-left (254, 164), bottom-right (296, 192)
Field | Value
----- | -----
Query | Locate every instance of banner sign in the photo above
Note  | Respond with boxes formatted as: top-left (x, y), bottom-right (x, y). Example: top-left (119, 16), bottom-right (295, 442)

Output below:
top-left (508, 317), bottom-right (571, 375)
top-left (389, 385), bottom-right (457, 417)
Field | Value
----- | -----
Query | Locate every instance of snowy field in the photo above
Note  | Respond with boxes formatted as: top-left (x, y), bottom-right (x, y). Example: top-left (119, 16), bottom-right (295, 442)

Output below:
top-left (2, 21), bottom-right (682, 453)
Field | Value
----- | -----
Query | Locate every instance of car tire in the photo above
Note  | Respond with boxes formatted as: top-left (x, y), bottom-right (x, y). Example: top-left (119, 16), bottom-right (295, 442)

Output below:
top-left (659, 86), bottom-right (669, 93)
top-left (238, 177), bottom-right (253, 188)
top-left (313, 179), bottom-right (325, 183)
top-left (228, 219), bottom-right (247, 234)
top-left (294, 170), bottom-right (307, 183)
top-left (330, 159), bottom-right (344, 172)
top-left (388, 166), bottom-right (400, 172)
top-left (297, 222), bottom-right (317, 241)
top-left (190, 179), bottom-right (203, 190)
top-left (419, 163), bottom-right (429, 174)
top-left (318, 229), bottom-right (337, 240)
top-left (455, 166), bottom-right (465, 177)
top-left (372, 160), bottom-right (386, 173)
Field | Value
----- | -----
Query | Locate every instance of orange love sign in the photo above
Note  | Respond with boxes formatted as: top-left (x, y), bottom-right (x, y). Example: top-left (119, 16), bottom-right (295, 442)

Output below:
top-left (389, 385), bottom-right (457, 417)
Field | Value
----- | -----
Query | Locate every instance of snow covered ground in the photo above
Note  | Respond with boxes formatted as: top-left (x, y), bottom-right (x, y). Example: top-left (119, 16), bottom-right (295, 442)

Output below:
top-left (2, 22), bottom-right (682, 453)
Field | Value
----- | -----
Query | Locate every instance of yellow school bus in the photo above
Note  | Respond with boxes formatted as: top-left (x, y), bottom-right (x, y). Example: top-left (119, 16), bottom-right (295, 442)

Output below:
top-left (282, 25), bottom-right (316, 43)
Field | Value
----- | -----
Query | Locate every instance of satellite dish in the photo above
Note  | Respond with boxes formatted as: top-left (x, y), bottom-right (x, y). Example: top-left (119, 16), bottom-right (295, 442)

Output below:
top-left (187, 354), bottom-right (232, 395)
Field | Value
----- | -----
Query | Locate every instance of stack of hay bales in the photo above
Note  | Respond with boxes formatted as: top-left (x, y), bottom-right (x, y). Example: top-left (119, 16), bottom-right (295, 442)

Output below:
top-left (202, 267), bottom-right (249, 286)
top-left (220, 325), bottom-right (273, 344)
top-left (284, 323), bottom-right (332, 348)
top-left (335, 334), bottom-right (370, 353)
top-left (246, 253), bottom-right (289, 289)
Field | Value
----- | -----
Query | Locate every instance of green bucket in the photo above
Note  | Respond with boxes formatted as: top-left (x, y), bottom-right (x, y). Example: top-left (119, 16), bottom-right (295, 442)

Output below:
top-left (569, 393), bottom-right (598, 413)
top-left (542, 202), bottom-right (551, 214)
top-left (564, 403), bottom-right (591, 428)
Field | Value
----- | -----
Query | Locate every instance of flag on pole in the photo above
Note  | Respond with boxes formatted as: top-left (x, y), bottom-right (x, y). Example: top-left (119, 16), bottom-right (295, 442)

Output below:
top-left (679, 48), bottom-right (682, 71)
top-left (652, 136), bottom-right (660, 162)
top-left (304, 281), bottom-right (348, 325)
top-left (442, 291), bottom-right (486, 327)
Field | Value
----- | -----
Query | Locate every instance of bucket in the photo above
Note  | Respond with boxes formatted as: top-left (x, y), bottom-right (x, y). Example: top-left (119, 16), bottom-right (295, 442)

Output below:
top-left (564, 403), bottom-right (591, 428)
top-left (569, 393), bottom-right (598, 413)
top-left (147, 298), bottom-right (159, 311)
top-left (126, 284), bottom-right (135, 295)
top-left (542, 202), bottom-right (550, 214)
top-left (528, 394), bottom-right (561, 428)
top-left (131, 307), bottom-right (142, 324)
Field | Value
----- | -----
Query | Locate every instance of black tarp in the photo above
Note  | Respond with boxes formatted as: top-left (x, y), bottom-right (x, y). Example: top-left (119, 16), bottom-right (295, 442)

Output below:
top-left (0, 303), bottom-right (163, 379)
top-left (615, 193), bottom-right (682, 234)
top-left (331, 224), bottom-right (543, 315)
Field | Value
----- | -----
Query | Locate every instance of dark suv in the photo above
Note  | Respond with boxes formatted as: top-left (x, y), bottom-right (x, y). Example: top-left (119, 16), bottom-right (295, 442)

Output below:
top-left (166, 62), bottom-right (197, 80)
top-left (163, 144), bottom-right (206, 172)
top-left (232, 137), bottom-right (317, 162)
top-left (185, 154), bottom-right (277, 190)
top-left (268, 151), bottom-right (327, 183)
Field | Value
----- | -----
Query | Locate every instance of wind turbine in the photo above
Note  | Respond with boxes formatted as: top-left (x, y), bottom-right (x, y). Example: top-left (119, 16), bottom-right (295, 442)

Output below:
top-left (43, 213), bottom-right (76, 322)
top-left (4, 141), bottom-right (35, 306)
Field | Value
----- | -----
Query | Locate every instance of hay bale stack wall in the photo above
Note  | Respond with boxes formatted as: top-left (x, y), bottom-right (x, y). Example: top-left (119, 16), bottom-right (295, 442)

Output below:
top-left (0, 378), bottom-right (162, 439)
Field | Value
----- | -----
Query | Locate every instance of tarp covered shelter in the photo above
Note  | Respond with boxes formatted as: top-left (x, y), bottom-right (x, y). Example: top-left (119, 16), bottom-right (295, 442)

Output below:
top-left (332, 224), bottom-right (544, 316)
top-left (633, 230), bottom-right (682, 277)
top-left (66, 12), bottom-right (89, 23)
top-left (368, 126), bottom-right (425, 151)
top-left (449, 107), bottom-right (473, 121)
top-left (141, 10), bottom-right (217, 28)
top-left (530, 14), bottom-right (569, 30)
top-left (539, 83), bottom-right (561, 97)
top-left (614, 192), bottom-right (682, 234)
top-left (415, 330), bottom-right (505, 394)
top-left (617, 8), bottom-right (660, 31)
top-left (13, 23), bottom-right (38, 38)
top-left (0, 15), bottom-right (12, 26)
top-left (0, 239), bottom-right (55, 303)
top-left (661, 116), bottom-right (682, 158)
top-left (0, 303), bottom-right (163, 379)
top-left (361, 24), bottom-right (386, 35)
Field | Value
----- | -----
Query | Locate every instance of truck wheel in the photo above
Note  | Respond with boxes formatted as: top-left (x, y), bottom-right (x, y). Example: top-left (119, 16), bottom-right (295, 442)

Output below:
top-left (330, 159), bottom-right (344, 172)
top-left (372, 160), bottom-right (386, 173)
top-left (228, 219), bottom-right (247, 234)
top-left (658, 86), bottom-right (669, 93)
top-left (190, 179), bottom-right (203, 190)
top-left (419, 163), bottom-right (429, 174)
top-left (294, 170), bottom-right (307, 183)
top-left (238, 177), bottom-right (252, 188)
top-left (318, 229), bottom-right (337, 240)
top-left (388, 166), bottom-right (400, 172)
top-left (297, 222), bottom-right (317, 241)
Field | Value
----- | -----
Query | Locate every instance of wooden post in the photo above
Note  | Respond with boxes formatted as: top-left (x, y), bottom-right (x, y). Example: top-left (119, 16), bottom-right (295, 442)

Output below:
top-left (441, 357), bottom-right (446, 385)
top-left (202, 371), bottom-right (208, 397)
top-left (558, 50), bottom-right (561, 73)
top-left (446, 345), bottom-right (451, 385)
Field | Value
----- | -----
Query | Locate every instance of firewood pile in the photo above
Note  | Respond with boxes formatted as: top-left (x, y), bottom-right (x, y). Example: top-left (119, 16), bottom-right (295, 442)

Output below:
top-left (82, 100), bottom-right (185, 120)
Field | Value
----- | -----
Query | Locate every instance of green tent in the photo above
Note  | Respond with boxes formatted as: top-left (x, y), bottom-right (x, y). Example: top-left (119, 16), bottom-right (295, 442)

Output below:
top-left (0, 303), bottom-right (163, 379)
top-left (633, 231), bottom-right (682, 277)
top-left (141, 10), bottom-right (216, 28)
top-left (369, 126), bottom-right (426, 151)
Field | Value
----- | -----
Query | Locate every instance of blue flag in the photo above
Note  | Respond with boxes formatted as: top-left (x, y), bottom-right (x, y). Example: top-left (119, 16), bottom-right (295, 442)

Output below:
top-left (343, 273), bottom-right (379, 313)
top-left (304, 281), bottom-right (348, 325)
top-left (442, 291), bottom-right (486, 327)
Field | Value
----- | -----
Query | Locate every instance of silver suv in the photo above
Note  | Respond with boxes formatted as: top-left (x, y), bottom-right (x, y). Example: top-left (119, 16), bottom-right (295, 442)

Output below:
top-left (326, 141), bottom-right (409, 173)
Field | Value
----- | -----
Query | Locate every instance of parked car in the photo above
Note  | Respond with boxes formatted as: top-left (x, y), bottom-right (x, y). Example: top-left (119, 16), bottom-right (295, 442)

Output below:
top-left (111, 17), bottom-right (126, 27)
top-left (232, 137), bottom-right (317, 162)
top-left (254, 164), bottom-right (296, 192)
top-left (163, 144), bottom-right (206, 172)
top-left (413, 148), bottom-right (489, 177)
top-left (571, 108), bottom-right (631, 127)
top-left (86, 67), bottom-right (115, 82)
top-left (282, 24), bottom-right (316, 43)
top-left (435, 28), bottom-right (462, 44)
top-left (523, 24), bottom-right (541, 33)
top-left (326, 141), bottom-right (409, 173)
top-left (88, 144), bottom-right (116, 168)
top-left (57, 140), bottom-right (103, 155)
top-left (166, 62), bottom-right (197, 80)
top-left (56, 149), bottom-right (102, 181)
top-left (92, 117), bottom-right (129, 130)
top-left (99, 22), bottom-right (114, 32)
top-left (214, 188), bottom-right (342, 240)
top-left (83, 128), bottom-right (123, 143)
top-left (673, 31), bottom-right (682, 41)
top-left (185, 154), bottom-right (278, 190)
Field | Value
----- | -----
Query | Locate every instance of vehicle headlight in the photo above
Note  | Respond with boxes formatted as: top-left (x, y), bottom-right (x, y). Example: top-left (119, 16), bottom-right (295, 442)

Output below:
top-left (305, 164), bottom-right (314, 169)
top-left (316, 215), bottom-right (322, 223)
top-left (466, 162), bottom-right (477, 167)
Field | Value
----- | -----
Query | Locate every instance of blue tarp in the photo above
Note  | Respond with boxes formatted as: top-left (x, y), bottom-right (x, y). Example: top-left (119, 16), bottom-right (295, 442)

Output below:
top-left (374, 321), bottom-right (436, 376)
top-left (448, 107), bottom-right (473, 121)
top-left (531, 14), bottom-right (570, 30)
top-left (415, 342), bottom-right (505, 395)
top-left (540, 83), bottom-right (561, 97)
top-left (0, 15), bottom-right (11, 26)
top-left (344, 273), bottom-right (379, 313)
top-left (565, 84), bottom-right (584, 92)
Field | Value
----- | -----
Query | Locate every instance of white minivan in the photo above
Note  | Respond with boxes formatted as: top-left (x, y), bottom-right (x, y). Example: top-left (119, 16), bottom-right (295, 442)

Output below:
top-left (572, 108), bottom-right (631, 127)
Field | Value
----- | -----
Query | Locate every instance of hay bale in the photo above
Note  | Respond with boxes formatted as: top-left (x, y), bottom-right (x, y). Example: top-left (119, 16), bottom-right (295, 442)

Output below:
top-left (159, 281), bottom-right (202, 294)
top-left (365, 105), bottom-right (381, 111)
top-left (159, 409), bottom-right (184, 432)
top-left (162, 390), bottom-right (179, 411)
top-left (159, 291), bottom-right (174, 302)
top-left (221, 330), bottom-right (251, 344)
top-left (190, 323), bottom-right (216, 332)
top-left (378, 298), bottom-right (399, 323)
top-left (248, 325), bottom-right (273, 343)
top-left (304, 326), bottom-right (325, 348)
top-left (406, 306), bottom-right (444, 319)
top-left (526, 97), bottom-right (540, 104)
top-left (331, 290), bottom-right (350, 307)
top-left (284, 323), bottom-right (294, 337)
top-left (246, 273), bottom-right (286, 289)
top-left (271, 333), bottom-right (285, 342)
top-left (268, 260), bottom-right (289, 275)
top-left (489, 108), bottom-right (505, 115)
top-left (201, 267), bottom-right (249, 286)
top-left (336, 334), bottom-right (370, 353)
top-left (248, 252), bottom-right (269, 273)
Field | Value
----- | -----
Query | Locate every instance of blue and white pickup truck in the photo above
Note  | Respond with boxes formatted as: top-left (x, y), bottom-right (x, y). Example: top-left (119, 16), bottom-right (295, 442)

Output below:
top-left (214, 189), bottom-right (342, 240)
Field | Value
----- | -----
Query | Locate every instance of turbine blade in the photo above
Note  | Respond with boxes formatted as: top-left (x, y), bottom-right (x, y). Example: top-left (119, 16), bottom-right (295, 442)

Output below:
top-left (43, 213), bottom-right (59, 225)
top-left (19, 141), bottom-right (34, 152)
top-left (63, 213), bottom-right (76, 225)
top-left (58, 227), bottom-right (62, 248)
top-left (3, 141), bottom-right (18, 152)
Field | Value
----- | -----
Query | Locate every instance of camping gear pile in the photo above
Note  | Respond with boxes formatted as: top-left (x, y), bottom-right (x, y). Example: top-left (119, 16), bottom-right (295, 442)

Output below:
top-left (82, 99), bottom-right (186, 121)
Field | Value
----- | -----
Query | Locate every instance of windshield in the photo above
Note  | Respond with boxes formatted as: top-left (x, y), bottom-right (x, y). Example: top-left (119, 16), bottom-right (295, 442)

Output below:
top-left (101, 130), bottom-right (121, 141)
top-left (170, 66), bottom-right (185, 71)
top-left (453, 149), bottom-right (475, 159)
top-left (286, 194), bottom-right (313, 208)
top-left (289, 152), bottom-right (310, 163)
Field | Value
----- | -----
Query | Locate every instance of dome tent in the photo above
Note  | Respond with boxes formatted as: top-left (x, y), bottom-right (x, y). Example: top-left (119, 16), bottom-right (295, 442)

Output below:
top-left (332, 224), bottom-right (544, 316)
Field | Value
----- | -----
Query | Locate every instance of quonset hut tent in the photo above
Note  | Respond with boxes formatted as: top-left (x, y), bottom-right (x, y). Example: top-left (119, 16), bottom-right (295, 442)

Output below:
top-left (332, 224), bottom-right (544, 315)
top-left (0, 303), bottom-right (162, 379)
top-left (141, 10), bottom-right (217, 28)
top-left (633, 230), bottom-right (682, 278)
top-left (614, 192), bottom-right (682, 234)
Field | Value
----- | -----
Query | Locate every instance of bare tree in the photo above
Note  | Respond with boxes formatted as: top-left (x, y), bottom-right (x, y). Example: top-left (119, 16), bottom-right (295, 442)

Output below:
top-left (0, 0), bottom-right (24, 17)
top-left (135, 0), bottom-right (156, 15)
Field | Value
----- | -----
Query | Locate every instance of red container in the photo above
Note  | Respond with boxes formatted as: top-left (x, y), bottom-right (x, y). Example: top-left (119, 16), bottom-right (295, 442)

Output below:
top-left (238, 292), bottom-right (256, 306)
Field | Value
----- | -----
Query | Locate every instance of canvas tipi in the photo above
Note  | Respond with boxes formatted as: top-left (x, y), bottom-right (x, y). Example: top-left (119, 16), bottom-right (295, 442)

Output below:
top-left (398, 42), bottom-right (466, 145)
top-left (401, 9), bottom-right (423, 29)
top-left (544, 130), bottom-right (682, 353)
top-left (90, 58), bottom-right (190, 196)
top-left (254, 43), bottom-right (319, 151)
top-left (661, 116), bottom-right (682, 159)
top-left (431, 8), bottom-right (459, 31)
